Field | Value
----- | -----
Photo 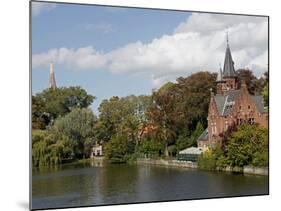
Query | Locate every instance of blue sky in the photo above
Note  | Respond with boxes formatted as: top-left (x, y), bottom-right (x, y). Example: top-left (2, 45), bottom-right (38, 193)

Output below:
top-left (32, 2), bottom-right (268, 114)
top-left (32, 2), bottom-right (189, 113)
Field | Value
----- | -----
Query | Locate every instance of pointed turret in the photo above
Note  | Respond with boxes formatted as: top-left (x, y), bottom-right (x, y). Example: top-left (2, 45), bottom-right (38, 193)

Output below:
top-left (49, 62), bottom-right (57, 89)
top-left (221, 31), bottom-right (238, 91)
top-left (222, 32), bottom-right (236, 78)
top-left (216, 65), bottom-right (226, 95)
top-left (216, 66), bottom-right (223, 82)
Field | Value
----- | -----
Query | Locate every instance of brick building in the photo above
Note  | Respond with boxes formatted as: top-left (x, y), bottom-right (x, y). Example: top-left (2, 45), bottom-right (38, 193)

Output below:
top-left (197, 39), bottom-right (268, 148)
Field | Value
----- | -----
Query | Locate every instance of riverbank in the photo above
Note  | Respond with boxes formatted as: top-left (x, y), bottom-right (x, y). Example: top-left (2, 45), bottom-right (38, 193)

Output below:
top-left (136, 158), bottom-right (268, 176)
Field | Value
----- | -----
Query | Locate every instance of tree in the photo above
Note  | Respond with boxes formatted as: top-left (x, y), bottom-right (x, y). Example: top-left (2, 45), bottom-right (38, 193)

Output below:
top-left (147, 72), bottom-right (216, 156)
top-left (236, 69), bottom-right (268, 95)
top-left (104, 136), bottom-right (135, 163)
top-left (225, 124), bottom-right (268, 167)
top-left (175, 122), bottom-right (204, 153)
top-left (51, 108), bottom-right (97, 159)
top-left (95, 95), bottom-right (152, 143)
top-left (236, 69), bottom-right (258, 95)
top-left (147, 82), bottom-right (178, 156)
top-left (175, 72), bottom-right (216, 130)
top-left (32, 130), bottom-right (73, 167)
top-left (32, 86), bottom-right (95, 129)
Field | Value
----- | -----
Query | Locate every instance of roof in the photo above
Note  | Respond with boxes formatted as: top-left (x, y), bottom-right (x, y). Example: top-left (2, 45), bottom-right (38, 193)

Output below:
top-left (214, 90), bottom-right (240, 116)
top-left (214, 90), bottom-right (267, 116)
top-left (179, 147), bottom-right (204, 155)
top-left (251, 95), bottom-right (267, 113)
top-left (223, 44), bottom-right (236, 78)
top-left (197, 128), bottom-right (208, 141)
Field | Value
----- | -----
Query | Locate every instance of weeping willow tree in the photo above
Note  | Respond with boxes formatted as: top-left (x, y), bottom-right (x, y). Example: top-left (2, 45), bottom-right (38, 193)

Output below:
top-left (32, 108), bottom-right (97, 167)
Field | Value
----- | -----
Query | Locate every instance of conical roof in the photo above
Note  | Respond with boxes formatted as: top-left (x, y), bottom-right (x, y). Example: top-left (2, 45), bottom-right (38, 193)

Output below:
top-left (222, 43), bottom-right (236, 77)
top-left (216, 67), bottom-right (223, 82)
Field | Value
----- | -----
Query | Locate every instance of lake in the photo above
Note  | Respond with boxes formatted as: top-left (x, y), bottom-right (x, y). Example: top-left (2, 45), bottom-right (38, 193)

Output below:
top-left (32, 159), bottom-right (269, 210)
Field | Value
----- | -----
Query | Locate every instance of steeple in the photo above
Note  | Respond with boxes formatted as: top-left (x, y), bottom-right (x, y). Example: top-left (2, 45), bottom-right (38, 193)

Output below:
top-left (49, 62), bottom-right (57, 89)
top-left (222, 30), bottom-right (236, 78)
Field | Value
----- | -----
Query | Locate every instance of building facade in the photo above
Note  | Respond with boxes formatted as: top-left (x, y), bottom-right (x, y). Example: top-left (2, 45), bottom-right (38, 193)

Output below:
top-left (198, 39), bottom-right (268, 148)
top-left (91, 141), bottom-right (103, 157)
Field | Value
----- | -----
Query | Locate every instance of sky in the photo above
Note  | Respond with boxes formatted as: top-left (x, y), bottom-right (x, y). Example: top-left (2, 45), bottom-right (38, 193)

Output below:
top-left (31, 1), bottom-right (268, 114)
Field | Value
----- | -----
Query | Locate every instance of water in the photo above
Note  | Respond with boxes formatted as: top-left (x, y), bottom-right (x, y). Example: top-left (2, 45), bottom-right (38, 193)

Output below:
top-left (32, 159), bottom-right (269, 210)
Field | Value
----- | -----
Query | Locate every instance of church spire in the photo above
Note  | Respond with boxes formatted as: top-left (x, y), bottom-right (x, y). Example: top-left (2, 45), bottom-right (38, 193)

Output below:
top-left (222, 30), bottom-right (236, 78)
top-left (49, 62), bottom-right (57, 89)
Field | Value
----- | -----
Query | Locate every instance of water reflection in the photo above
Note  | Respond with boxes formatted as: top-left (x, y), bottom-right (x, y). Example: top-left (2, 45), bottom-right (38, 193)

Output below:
top-left (32, 160), bottom-right (268, 210)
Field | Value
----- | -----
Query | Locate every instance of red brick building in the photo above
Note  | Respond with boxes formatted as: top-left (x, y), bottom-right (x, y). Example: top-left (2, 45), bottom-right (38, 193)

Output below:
top-left (197, 40), bottom-right (268, 148)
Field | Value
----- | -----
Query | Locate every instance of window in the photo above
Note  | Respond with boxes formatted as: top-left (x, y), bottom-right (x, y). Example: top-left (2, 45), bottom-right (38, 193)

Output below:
top-left (248, 105), bottom-right (251, 109)
top-left (237, 118), bottom-right (243, 125)
top-left (211, 122), bottom-right (217, 135)
top-left (248, 118), bottom-right (255, 125)
top-left (239, 106), bottom-right (242, 110)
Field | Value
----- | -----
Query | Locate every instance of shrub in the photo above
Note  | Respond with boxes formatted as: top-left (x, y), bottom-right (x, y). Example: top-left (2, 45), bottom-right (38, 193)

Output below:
top-left (197, 150), bottom-right (217, 171)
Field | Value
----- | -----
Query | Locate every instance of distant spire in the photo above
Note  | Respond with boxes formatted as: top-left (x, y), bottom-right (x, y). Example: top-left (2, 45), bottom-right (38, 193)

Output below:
top-left (222, 30), bottom-right (236, 78)
top-left (49, 62), bottom-right (57, 89)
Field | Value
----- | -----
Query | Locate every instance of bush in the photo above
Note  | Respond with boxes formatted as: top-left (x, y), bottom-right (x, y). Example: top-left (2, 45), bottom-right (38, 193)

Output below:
top-left (197, 150), bottom-right (217, 171)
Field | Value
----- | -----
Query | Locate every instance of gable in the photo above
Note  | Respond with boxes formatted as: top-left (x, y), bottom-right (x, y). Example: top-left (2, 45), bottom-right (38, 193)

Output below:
top-left (213, 90), bottom-right (267, 117)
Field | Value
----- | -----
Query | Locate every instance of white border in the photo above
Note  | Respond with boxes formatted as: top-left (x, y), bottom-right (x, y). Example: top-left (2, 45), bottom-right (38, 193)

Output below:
top-left (1, 0), bottom-right (280, 211)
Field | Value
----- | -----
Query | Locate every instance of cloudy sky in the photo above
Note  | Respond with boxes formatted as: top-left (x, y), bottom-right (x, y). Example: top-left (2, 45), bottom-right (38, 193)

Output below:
top-left (32, 1), bottom-right (268, 113)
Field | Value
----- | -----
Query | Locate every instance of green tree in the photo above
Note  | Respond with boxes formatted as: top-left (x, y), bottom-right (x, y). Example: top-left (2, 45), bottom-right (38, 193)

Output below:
top-left (95, 95), bottom-right (152, 143)
top-left (175, 122), bottom-right (204, 153)
top-left (225, 124), bottom-right (268, 167)
top-left (104, 136), bottom-right (135, 163)
top-left (32, 129), bottom-right (74, 167)
top-left (51, 108), bottom-right (97, 159)
top-left (32, 86), bottom-right (95, 129)
top-left (137, 138), bottom-right (164, 158)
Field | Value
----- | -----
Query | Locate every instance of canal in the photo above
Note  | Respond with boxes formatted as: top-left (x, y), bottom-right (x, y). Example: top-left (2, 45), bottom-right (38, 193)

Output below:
top-left (32, 159), bottom-right (269, 210)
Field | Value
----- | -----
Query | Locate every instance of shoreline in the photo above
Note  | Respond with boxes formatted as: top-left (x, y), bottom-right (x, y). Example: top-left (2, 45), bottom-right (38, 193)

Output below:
top-left (136, 158), bottom-right (268, 176)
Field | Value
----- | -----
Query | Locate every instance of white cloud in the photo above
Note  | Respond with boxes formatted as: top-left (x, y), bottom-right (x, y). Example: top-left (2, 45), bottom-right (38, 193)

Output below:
top-left (32, 13), bottom-right (268, 88)
top-left (32, 2), bottom-right (56, 17)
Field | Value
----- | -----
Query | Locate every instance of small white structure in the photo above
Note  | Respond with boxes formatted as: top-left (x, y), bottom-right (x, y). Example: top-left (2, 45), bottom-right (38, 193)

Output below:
top-left (91, 142), bottom-right (103, 157)
top-left (179, 147), bottom-right (205, 155)
top-left (178, 147), bottom-right (206, 162)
